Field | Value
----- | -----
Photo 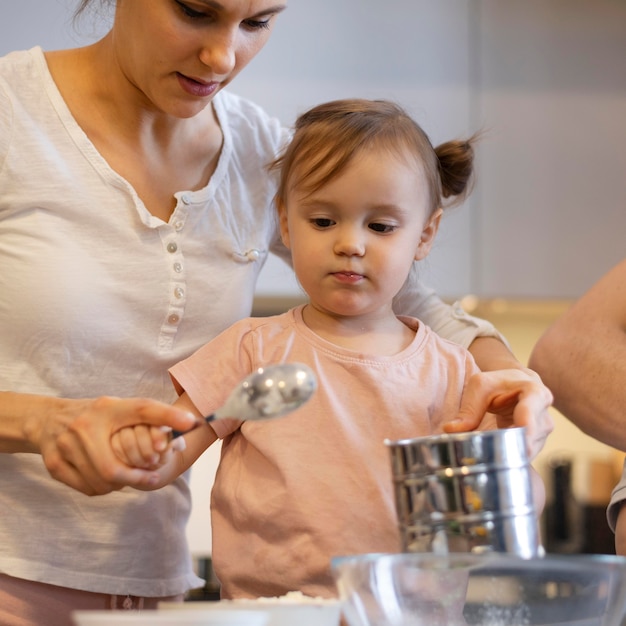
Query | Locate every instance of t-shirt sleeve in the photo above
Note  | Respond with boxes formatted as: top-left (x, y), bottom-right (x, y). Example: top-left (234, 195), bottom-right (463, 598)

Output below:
top-left (607, 458), bottom-right (626, 532)
top-left (0, 81), bottom-right (13, 176)
top-left (393, 271), bottom-right (510, 350)
top-left (169, 321), bottom-right (257, 439)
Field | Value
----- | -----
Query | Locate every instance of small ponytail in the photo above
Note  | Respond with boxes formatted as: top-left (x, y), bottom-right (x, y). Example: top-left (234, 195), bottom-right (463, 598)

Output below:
top-left (435, 133), bottom-right (480, 207)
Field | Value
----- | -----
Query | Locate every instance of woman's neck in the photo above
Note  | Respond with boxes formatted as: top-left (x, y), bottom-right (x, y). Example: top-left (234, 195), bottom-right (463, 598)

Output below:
top-left (43, 40), bottom-right (223, 222)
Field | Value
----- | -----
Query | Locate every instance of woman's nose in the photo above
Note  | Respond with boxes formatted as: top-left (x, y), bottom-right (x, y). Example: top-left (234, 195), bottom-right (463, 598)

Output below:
top-left (199, 29), bottom-right (237, 76)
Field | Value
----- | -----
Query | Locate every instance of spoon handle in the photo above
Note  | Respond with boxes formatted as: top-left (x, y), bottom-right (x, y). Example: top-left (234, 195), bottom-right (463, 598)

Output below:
top-left (170, 413), bottom-right (216, 440)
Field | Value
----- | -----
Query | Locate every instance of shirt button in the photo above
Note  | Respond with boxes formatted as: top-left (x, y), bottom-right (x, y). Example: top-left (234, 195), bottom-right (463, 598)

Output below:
top-left (246, 249), bottom-right (260, 261)
top-left (167, 242), bottom-right (178, 254)
top-left (181, 194), bottom-right (192, 205)
top-left (168, 314), bottom-right (180, 325)
top-left (174, 221), bottom-right (184, 231)
top-left (174, 287), bottom-right (185, 299)
top-left (173, 262), bottom-right (183, 273)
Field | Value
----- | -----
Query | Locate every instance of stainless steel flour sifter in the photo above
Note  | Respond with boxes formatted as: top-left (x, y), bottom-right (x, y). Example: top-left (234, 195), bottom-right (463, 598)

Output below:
top-left (385, 427), bottom-right (542, 558)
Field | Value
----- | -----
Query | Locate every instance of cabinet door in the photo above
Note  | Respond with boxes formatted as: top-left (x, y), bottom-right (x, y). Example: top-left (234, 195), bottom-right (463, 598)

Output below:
top-left (474, 0), bottom-right (626, 298)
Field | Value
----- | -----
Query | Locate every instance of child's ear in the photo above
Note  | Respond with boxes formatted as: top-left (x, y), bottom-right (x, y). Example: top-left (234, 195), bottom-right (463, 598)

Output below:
top-left (414, 208), bottom-right (443, 261)
top-left (277, 198), bottom-right (291, 249)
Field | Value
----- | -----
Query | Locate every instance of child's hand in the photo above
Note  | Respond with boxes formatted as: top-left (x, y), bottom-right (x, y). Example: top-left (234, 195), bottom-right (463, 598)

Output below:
top-left (111, 425), bottom-right (185, 469)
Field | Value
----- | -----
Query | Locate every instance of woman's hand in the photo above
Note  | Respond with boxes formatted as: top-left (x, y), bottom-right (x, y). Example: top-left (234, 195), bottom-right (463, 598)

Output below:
top-left (444, 368), bottom-right (554, 460)
top-left (24, 395), bottom-right (197, 496)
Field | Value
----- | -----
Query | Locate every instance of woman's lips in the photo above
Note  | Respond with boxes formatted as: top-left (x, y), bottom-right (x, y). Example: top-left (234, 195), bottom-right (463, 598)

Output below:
top-left (177, 73), bottom-right (218, 98)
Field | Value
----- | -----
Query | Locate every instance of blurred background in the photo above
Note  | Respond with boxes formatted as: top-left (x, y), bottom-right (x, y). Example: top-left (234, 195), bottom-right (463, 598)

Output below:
top-left (3, 0), bottom-right (625, 565)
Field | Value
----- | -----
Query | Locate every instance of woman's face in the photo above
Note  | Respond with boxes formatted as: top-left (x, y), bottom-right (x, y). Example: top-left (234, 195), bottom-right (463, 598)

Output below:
top-left (111, 0), bottom-right (286, 117)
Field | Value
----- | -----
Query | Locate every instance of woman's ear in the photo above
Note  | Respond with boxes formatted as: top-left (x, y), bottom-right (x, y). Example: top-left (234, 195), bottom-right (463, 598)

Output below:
top-left (277, 198), bottom-right (291, 249)
top-left (414, 208), bottom-right (443, 261)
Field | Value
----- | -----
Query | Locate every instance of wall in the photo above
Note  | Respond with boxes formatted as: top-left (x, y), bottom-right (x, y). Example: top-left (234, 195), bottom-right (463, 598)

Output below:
top-left (3, 2), bottom-right (624, 299)
top-left (222, 0), bottom-right (626, 300)
top-left (474, 1), bottom-right (626, 298)
top-left (3, 0), bottom-right (624, 558)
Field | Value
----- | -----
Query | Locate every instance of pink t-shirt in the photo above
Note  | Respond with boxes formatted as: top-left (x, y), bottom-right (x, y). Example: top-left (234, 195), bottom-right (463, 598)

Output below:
top-left (170, 305), bottom-right (479, 599)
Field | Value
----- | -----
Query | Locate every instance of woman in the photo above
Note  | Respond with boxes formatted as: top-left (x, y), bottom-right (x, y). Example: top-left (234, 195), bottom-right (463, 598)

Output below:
top-left (0, 1), bottom-right (552, 623)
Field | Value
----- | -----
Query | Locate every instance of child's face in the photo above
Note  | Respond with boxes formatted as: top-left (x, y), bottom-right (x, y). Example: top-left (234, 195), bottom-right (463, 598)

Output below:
top-left (279, 147), bottom-right (442, 319)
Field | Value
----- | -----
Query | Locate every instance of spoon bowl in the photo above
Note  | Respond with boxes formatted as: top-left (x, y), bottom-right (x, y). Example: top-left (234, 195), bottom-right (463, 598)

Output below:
top-left (172, 363), bottom-right (316, 438)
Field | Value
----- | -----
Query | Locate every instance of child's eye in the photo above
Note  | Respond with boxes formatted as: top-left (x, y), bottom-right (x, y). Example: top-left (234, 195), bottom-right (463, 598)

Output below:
top-left (311, 218), bottom-right (335, 229)
top-left (369, 223), bottom-right (396, 234)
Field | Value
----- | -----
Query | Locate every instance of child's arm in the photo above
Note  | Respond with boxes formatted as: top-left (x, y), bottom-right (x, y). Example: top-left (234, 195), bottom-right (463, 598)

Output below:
top-left (111, 392), bottom-right (218, 489)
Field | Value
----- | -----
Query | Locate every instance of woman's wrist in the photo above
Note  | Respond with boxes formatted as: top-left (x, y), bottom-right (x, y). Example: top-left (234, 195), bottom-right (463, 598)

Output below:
top-left (467, 336), bottom-right (522, 372)
top-left (0, 391), bottom-right (65, 453)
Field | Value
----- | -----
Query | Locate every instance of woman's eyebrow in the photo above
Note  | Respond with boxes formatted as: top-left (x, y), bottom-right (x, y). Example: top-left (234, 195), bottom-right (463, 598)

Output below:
top-left (193, 0), bottom-right (287, 16)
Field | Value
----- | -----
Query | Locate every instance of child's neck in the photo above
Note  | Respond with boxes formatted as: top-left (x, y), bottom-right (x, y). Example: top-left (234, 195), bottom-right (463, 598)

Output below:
top-left (301, 304), bottom-right (417, 356)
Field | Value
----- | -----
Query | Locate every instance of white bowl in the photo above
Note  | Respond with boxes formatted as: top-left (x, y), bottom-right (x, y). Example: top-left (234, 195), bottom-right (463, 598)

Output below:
top-left (72, 608), bottom-right (269, 626)
top-left (159, 594), bottom-right (342, 626)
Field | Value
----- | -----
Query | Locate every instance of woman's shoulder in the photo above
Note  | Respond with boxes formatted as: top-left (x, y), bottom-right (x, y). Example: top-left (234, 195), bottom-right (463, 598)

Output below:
top-left (0, 46), bottom-right (48, 116)
top-left (214, 90), bottom-right (288, 150)
top-left (0, 48), bottom-right (47, 163)
top-left (0, 46), bottom-right (44, 82)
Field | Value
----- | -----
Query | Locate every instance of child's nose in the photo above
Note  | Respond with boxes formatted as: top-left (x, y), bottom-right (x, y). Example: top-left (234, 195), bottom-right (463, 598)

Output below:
top-left (334, 226), bottom-right (365, 256)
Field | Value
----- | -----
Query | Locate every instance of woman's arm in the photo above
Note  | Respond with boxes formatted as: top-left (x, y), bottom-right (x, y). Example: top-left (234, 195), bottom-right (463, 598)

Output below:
top-left (529, 259), bottom-right (626, 451)
top-left (0, 390), bottom-right (197, 495)
top-left (394, 277), bottom-right (554, 457)
top-left (467, 336), bottom-right (524, 372)
top-left (393, 276), bottom-right (509, 350)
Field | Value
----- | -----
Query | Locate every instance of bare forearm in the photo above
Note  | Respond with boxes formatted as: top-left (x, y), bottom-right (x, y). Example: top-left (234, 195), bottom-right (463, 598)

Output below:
top-left (530, 259), bottom-right (626, 450)
top-left (530, 324), bottom-right (626, 450)
top-left (0, 391), bottom-right (65, 453)
top-left (468, 336), bottom-right (525, 372)
top-left (0, 390), bottom-right (198, 494)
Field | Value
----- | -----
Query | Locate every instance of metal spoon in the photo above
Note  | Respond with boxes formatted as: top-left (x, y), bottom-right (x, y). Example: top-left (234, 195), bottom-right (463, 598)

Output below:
top-left (171, 362), bottom-right (317, 439)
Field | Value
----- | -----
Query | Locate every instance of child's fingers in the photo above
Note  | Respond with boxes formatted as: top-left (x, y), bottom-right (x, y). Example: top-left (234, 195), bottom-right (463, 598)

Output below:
top-left (116, 426), bottom-right (159, 468)
top-left (134, 425), bottom-right (162, 466)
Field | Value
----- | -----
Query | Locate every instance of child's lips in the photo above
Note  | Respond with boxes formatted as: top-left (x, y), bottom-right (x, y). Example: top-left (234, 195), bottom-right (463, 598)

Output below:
top-left (332, 271), bottom-right (364, 284)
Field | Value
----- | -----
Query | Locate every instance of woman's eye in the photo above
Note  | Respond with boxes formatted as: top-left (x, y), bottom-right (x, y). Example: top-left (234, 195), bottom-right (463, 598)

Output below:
top-left (369, 223), bottom-right (396, 234)
top-left (174, 0), bottom-right (207, 19)
top-left (311, 218), bottom-right (334, 229)
top-left (243, 18), bottom-right (272, 31)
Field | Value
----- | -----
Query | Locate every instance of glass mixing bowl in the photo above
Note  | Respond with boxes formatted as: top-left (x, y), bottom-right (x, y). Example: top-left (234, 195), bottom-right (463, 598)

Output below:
top-left (331, 552), bottom-right (626, 626)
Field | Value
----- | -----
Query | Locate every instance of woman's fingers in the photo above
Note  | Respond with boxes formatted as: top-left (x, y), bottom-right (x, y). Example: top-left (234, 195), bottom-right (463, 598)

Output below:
top-left (40, 396), bottom-right (197, 494)
top-left (445, 369), bottom-right (554, 459)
